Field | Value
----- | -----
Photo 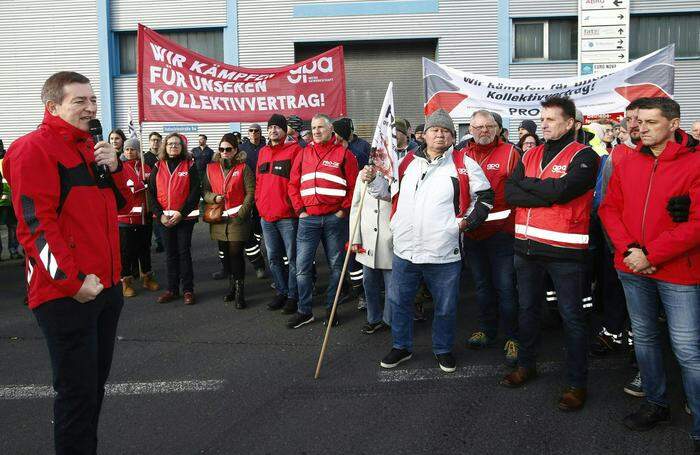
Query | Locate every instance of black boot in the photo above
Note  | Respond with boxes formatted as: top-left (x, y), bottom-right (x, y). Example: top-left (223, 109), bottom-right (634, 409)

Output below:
top-left (234, 279), bottom-right (246, 309)
top-left (223, 276), bottom-right (236, 303)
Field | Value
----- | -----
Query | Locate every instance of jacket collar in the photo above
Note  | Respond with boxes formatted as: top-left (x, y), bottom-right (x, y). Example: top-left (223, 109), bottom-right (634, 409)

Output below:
top-left (414, 143), bottom-right (454, 163)
top-left (41, 109), bottom-right (93, 145)
top-left (469, 137), bottom-right (502, 155)
top-left (637, 128), bottom-right (697, 161)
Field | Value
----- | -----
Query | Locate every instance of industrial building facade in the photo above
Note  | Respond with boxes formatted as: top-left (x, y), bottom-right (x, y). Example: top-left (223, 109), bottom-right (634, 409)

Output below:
top-left (0, 0), bottom-right (698, 146)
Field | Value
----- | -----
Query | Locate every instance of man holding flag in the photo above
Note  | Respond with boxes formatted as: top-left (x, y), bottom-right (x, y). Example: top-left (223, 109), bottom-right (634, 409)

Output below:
top-left (365, 107), bottom-right (493, 372)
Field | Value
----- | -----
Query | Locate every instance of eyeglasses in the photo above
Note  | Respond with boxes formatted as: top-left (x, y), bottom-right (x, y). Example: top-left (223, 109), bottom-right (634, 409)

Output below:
top-left (218, 147), bottom-right (234, 152)
top-left (248, 129), bottom-right (260, 133)
top-left (471, 125), bottom-right (497, 131)
top-left (166, 142), bottom-right (181, 148)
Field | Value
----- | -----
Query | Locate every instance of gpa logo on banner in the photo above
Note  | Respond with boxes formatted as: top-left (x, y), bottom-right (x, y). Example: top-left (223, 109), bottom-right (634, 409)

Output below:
top-left (551, 165), bottom-right (567, 174)
top-left (486, 163), bottom-right (500, 170)
top-left (288, 57), bottom-right (334, 84)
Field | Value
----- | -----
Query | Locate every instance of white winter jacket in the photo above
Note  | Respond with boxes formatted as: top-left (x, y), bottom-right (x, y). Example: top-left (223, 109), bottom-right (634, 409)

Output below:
top-left (369, 146), bottom-right (492, 264)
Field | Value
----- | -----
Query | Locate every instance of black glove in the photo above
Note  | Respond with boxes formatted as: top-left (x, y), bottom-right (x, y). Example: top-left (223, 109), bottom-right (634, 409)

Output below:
top-left (667, 194), bottom-right (691, 223)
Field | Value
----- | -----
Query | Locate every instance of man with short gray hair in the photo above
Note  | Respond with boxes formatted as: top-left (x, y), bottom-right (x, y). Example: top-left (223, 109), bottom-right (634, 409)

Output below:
top-left (287, 113), bottom-right (359, 328)
top-left (460, 110), bottom-right (520, 365)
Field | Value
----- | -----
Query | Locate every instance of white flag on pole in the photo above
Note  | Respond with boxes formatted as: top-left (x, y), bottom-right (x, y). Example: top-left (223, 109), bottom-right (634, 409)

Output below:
top-left (370, 83), bottom-right (397, 193)
top-left (127, 107), bottom-right (138, 139)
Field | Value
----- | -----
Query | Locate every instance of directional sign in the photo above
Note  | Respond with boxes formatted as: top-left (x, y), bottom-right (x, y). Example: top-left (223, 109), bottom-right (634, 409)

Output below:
top-left (581, 25), bottom-right (627, 39)
top-left (580, 10), bottom-right (627, 27)
top-left (582, 38), bottom-right (626, 52)
top-left (581, 0), bottom-right (626, 10)
top-left (578, 0), bottom-right (629, 75)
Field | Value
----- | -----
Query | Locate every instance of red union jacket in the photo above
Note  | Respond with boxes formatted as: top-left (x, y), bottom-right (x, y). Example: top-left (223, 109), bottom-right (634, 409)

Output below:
top-left (288, 138), bottom-right (358, 216)
top-left (118, 159), bottom-right (152, 225)
top-left (3, 111), bottom-right (132, 309)
top-left (599, 130), bottom-right (700, 285)
top-left (462, 138), bottom-right (518, 240)
top-left (255, 141), bottom-right (302, 222)
top-left (207, 161), bottom-right (246, 217)
top-left (514, 141), bottom-right (593, 250)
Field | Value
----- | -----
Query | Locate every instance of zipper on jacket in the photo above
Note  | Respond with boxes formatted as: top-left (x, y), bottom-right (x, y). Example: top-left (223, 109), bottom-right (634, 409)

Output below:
top-left (640, 159), bottom-right (658, 244)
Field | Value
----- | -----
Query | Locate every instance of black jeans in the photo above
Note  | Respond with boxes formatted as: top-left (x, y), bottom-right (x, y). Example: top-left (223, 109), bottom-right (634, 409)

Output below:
top-left (515, 255), bottom-right (589, 388)
top-left (33, 285), bottom-right (123, 455)
top-left (162, 220), bottom-right (195, 293)
top-left (119, 223), bottom-right (153, 278)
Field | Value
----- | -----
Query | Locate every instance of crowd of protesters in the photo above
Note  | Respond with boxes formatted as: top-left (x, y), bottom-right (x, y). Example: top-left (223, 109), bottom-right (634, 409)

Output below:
top-left (1, 69), bottom-right (699, 454)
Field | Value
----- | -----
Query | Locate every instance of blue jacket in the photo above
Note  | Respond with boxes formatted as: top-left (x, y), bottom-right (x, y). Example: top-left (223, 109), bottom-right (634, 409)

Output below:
top-left (240, 139), bottom-right (265, 173)
top-left (348, 135), bottom-right (371, 169)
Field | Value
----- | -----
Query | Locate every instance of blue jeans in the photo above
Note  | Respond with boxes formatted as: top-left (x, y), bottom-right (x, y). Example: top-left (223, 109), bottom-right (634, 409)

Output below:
top-left (618, 272), bottom-right (700, 440)
top-left (515, 255), bottom-right (588, 388)
top-left (261, 218), bottom-right (298, 300)
top-left (391, 255), bottom-right (462, 354)
top-left (296, 214), bottom-right (348, 315)
top-left (463, 232), bottom-right (517, 341)
top-left (363, 265), bottom-right (392, 325)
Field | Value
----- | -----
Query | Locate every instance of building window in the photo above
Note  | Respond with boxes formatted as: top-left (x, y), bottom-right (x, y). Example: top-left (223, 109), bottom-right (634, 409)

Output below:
top-left (513, 18), bottom-right (577, 62)
top-left (630, 14), bottom-right (700, 59)
top-left (115, 29), bottom-right (224, 75)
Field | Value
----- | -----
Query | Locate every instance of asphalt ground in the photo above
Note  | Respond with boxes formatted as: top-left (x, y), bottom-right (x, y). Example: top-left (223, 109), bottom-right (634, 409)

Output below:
top-left (0, 222), bottom-right (695, 454)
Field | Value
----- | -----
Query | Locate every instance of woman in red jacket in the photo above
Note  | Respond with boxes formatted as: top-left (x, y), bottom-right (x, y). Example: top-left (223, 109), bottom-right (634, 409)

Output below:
top-left (202, 133), bottom-right (255, 308)
top-left (147, 133), bottom-right (200, 305)
top-left (118, 138), bottom-right (160, 297)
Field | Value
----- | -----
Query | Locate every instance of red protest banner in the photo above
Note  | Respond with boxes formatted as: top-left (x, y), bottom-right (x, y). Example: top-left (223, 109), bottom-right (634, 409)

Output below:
top-left (137, 24), bottom-right (346, 123)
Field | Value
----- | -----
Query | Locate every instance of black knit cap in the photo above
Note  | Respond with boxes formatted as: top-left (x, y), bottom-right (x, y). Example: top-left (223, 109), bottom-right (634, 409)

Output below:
top-left (333, 118), bottom-right (353, 142)
top-left (268, 113), bottom-right (287, 132)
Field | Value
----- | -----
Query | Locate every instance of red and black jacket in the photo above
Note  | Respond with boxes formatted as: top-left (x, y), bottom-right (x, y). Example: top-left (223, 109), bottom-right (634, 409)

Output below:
top-left (3, 111), bottom-right (132, 309)
top-left (505, 129), bottom-right (599, 261)
top-left (599, 130), bottom-right (700, 285)
top-left (255, 141), bottom-right (301, 222)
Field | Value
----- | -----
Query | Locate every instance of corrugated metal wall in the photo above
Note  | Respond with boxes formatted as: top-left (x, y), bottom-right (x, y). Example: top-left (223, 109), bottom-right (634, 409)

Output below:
top-left (111, 0), bottom-right (227, 31)
top-left (111, 0), bottom-right (231, 149)
top-left (238, 0), bottom-right (499, 130)
top-left (0, 1), bottom-right (100, 147)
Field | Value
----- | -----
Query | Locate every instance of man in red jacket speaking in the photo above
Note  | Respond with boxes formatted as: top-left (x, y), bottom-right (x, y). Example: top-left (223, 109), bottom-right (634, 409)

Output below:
top-left (599, 97), bottom-right (700, 449)
top-left (2, 71), bottom-right (131, 454)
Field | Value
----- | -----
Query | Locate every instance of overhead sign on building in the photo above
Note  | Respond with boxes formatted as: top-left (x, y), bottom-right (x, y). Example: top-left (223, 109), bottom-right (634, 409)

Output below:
top-left (137, 24), bottom-right (347, 123)
top-left (423, 45), bottom-right (674, 119)
top-left (578, 0), bottom-right (630, 75)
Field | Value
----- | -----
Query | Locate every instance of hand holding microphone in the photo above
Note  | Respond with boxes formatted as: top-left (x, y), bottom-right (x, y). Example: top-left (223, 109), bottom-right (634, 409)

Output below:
top-left (88, 119), bottom-right (118, 176)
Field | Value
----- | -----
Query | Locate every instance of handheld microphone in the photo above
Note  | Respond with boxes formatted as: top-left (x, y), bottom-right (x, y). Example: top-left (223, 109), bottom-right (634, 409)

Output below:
top-left (88, 119), bottom-right (110, 179)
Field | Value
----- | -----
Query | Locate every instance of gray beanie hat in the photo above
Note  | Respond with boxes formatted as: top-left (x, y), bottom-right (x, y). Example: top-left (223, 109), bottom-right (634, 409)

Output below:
top-left (124, 138), bottom-right (140, 151)
top-left (424, 109), bottom-right (455, 136)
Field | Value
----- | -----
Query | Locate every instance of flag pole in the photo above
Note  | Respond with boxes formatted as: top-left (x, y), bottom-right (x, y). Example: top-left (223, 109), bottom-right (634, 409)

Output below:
top-left (314, 181), bottom-right (368, 379)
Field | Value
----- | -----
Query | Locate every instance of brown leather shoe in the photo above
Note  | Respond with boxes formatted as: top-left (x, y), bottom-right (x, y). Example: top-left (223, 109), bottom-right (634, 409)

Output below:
top-left (500, 367), bottom-right (537, 388)
top-left (157, 290), bottom-right (178, 304)
top-left (183, 291), bottom-right (195, 305)
top-left (141, 272), bottom-right (161, 291)
top-left (121, 277), bottom-right (136, 298)
top-left (558, 387), bottom-right (587, 411)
